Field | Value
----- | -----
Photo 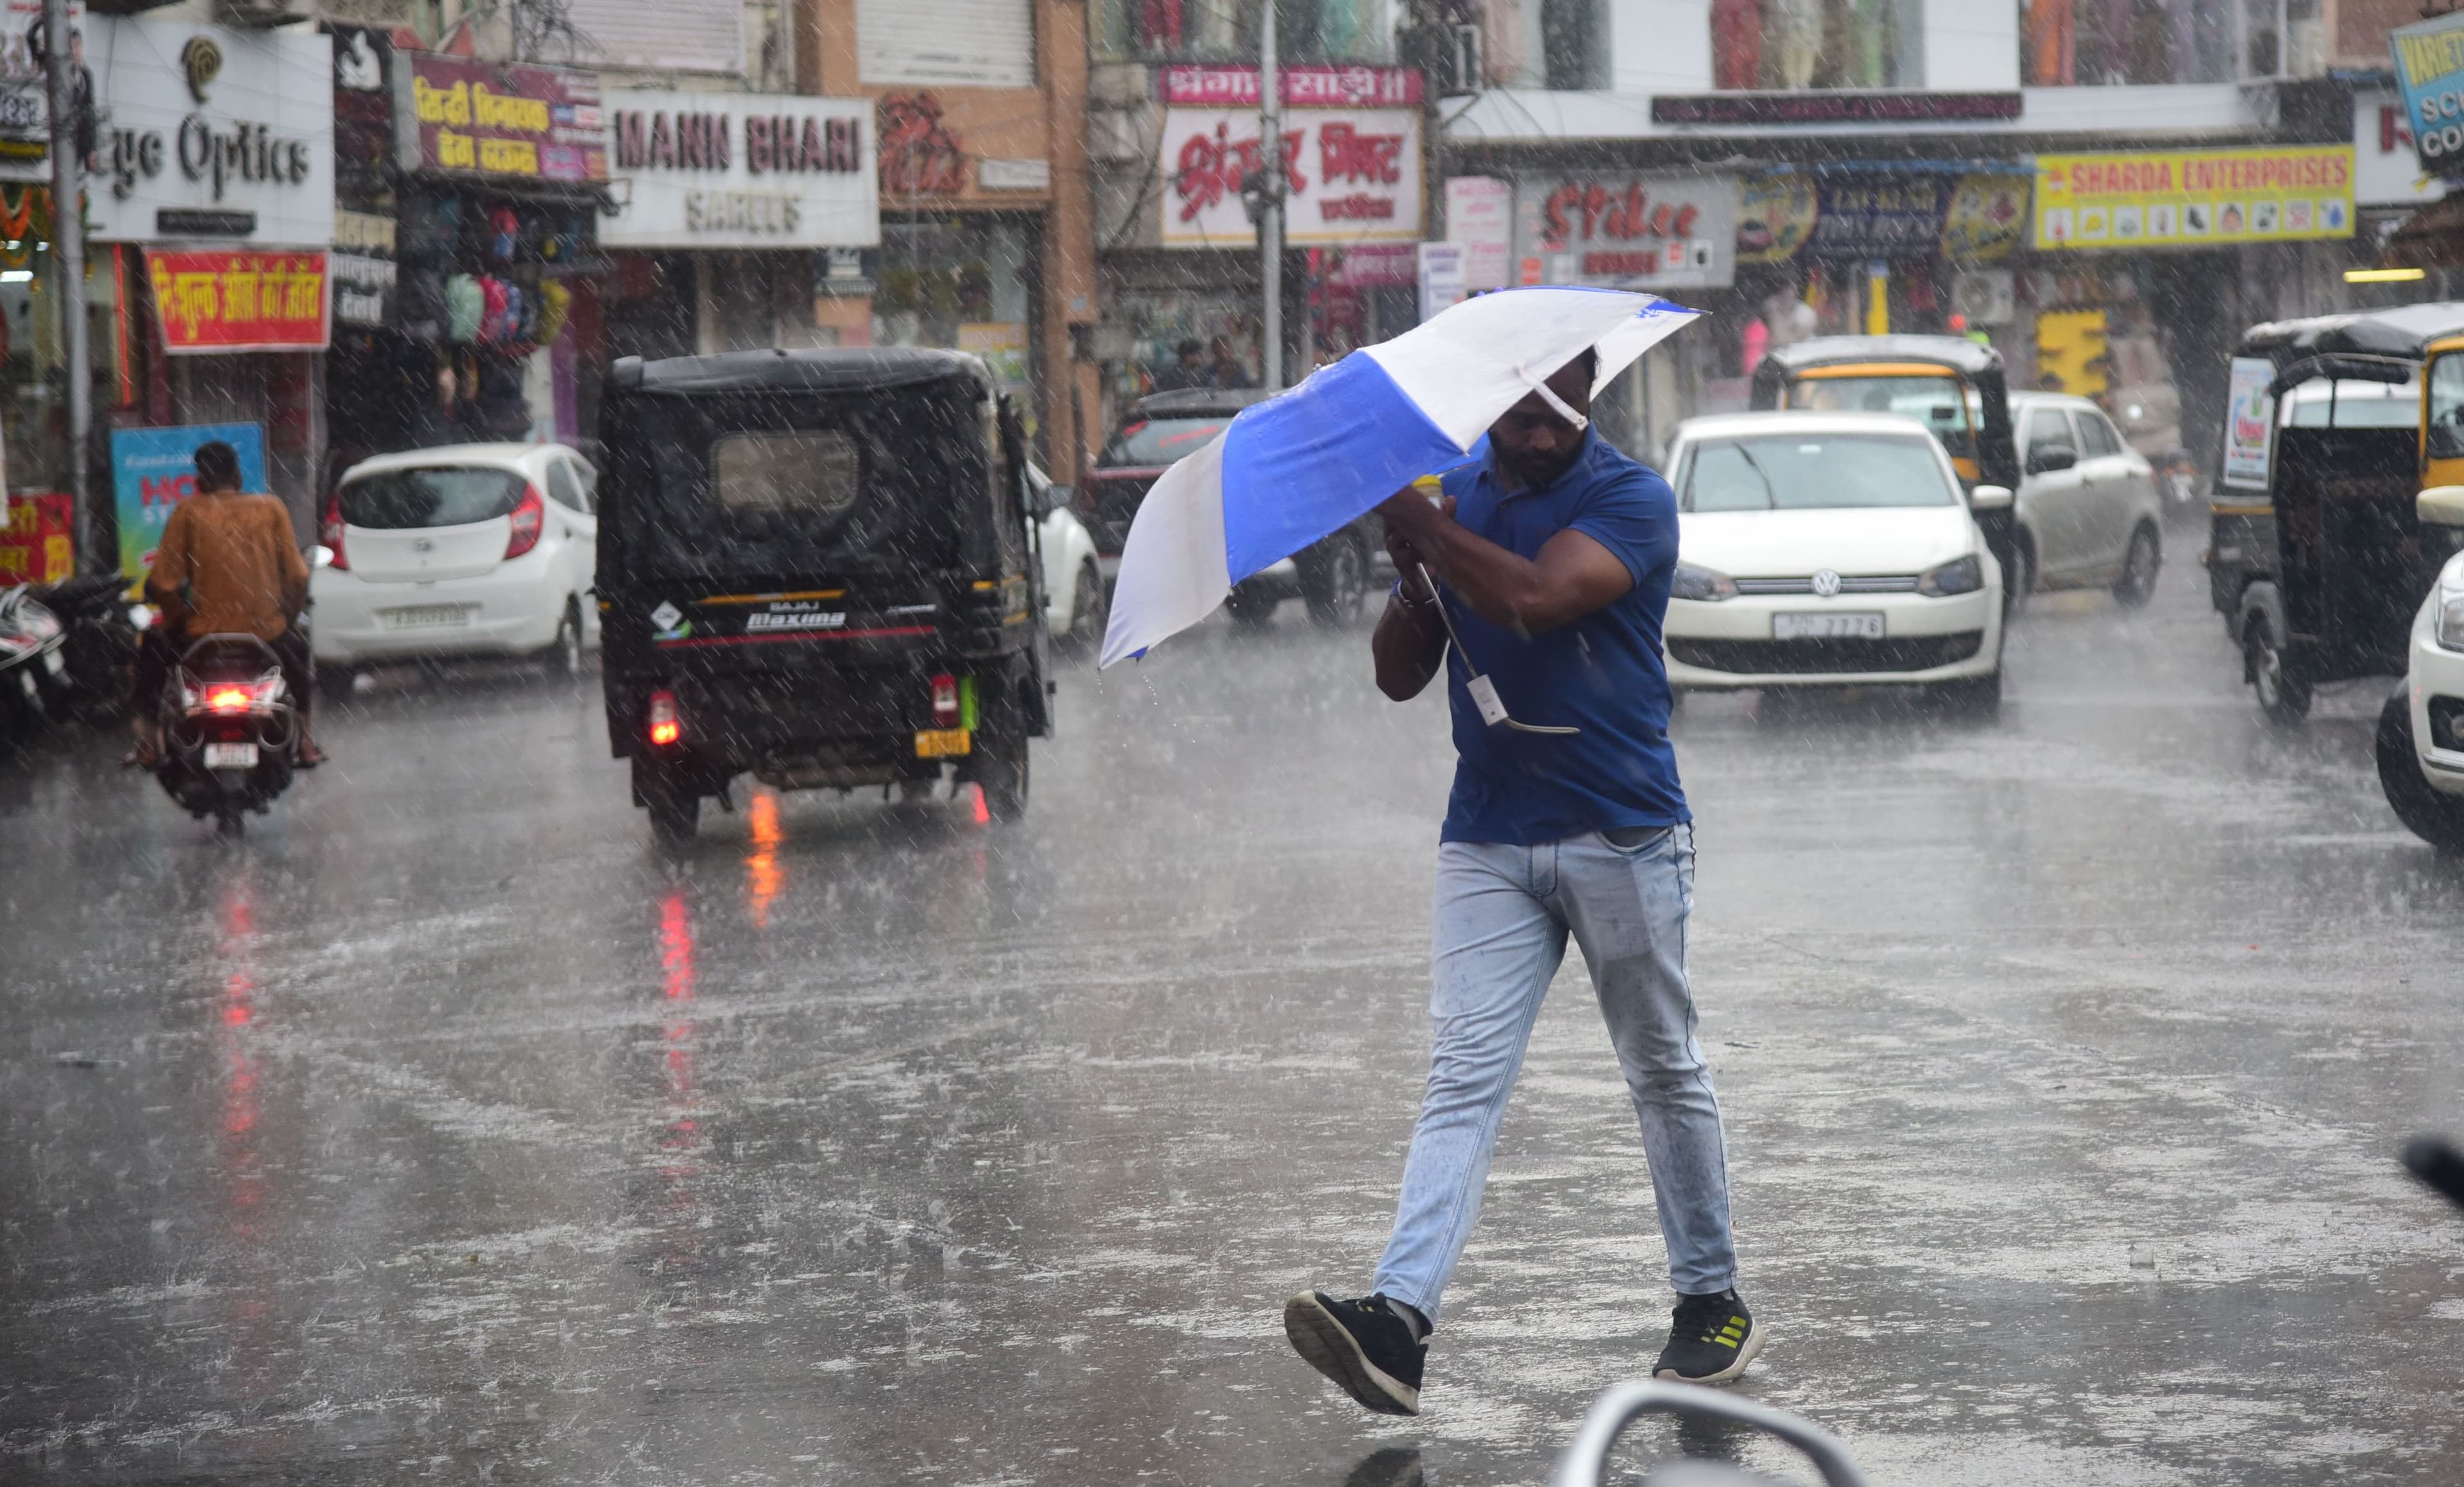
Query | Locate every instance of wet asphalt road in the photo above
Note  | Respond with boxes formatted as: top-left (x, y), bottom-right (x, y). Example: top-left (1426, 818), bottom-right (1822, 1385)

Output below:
top-left (4, 523), bottom-right (2463, 1487)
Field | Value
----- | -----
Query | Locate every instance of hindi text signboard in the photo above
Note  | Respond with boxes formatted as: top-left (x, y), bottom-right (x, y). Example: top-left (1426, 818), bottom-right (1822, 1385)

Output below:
top-left (146, 248), bottom-right (329, 353)
top-left (1159, 106), bottom-right (1420, 249)
top-left (395, 53), bottom-right (606, 184)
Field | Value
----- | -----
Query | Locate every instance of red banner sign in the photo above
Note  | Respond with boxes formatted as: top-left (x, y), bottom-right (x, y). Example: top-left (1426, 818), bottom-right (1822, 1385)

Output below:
top-left (1160, 65), bottom-right (1423, 108)
top-left (146, 250), bottom-right (330, 353)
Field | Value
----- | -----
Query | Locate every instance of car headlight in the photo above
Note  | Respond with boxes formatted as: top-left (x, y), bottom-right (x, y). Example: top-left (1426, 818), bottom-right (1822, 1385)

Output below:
top-left (1917, 556), bottom-right (1983, 597)
top-left (1671, 562), bottom-right (1736, 602)
top-left (2440, 590), bottom-right (2464, 652)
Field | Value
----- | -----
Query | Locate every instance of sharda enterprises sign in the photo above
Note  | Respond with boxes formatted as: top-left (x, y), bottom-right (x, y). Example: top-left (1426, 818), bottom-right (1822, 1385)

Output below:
top-left (599, 90), bottom-right (877, 250)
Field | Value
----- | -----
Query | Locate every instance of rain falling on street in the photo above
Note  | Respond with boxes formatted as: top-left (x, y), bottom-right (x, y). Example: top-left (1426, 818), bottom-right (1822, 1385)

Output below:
top-left (6, 541), bottom-right (2461, 1485)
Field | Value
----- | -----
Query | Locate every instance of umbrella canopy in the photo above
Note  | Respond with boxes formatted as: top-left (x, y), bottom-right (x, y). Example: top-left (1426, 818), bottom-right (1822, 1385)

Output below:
top-left (1098, 287), bottom-right (1702, 668)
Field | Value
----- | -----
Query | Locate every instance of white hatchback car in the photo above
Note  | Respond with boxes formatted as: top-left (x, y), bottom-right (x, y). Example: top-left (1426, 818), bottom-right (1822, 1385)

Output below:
top-left (1025, 461), bottom-right (1105, 647)
top-left (311, 443), bottom-right (599, 693)
top-left (1663, 411), bottom-right (2008, 711)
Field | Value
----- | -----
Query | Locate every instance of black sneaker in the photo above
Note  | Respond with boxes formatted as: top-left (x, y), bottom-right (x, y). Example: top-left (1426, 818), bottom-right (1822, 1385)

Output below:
top-left (1283, 1291), bottom-right (1426, 1416)
top-left (1652, 1289), bottom-right (1765, 1384)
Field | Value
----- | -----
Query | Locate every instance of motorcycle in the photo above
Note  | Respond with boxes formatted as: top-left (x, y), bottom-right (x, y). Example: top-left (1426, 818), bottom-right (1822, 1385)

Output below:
top-left (35, 572), bottom-right (143, 725)
top-left (150, 632), bottom-right (301, 832)
top-left (0, 583), bottom-right (68, 741)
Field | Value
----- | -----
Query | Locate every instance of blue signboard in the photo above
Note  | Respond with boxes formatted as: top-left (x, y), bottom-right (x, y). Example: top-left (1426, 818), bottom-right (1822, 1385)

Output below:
top-left (110, 423), bottom-right (268, 581)
top-left (2391, 12), bottom-right (2464, 178)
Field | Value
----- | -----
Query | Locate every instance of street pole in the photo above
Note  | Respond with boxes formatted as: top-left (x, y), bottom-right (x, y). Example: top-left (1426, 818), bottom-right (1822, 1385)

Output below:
top-left (1259, 0), bottom-right (1282, 391)
top-left (41, 0), bottom-right (90, 575)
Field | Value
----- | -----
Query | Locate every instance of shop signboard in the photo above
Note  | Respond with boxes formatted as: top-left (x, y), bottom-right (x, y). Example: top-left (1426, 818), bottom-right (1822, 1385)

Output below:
top-left (1736, 171), bottom-right (1817, 264)
top-left (86, 20), bottom-right (334, 246)
top-left (599, 90), bottom-right (877, 250)
top-left (1159, 64), bottom-right (1422, 107)
top-left (0, 0), bottom-right (78, 182)
top-left (1799, 167), bottom-right (2028, 262)
top-left (2390, 11), bottom-right (2464, 179)
top-left (110, 421), bottom-right (266, 581)
top-left (2221, 355), bottom-right (2276, 491)
top-left (1444, 176), bottom-right (1511, 292)
top-left (1416, 241), bottom-right (1464, 322)
top-left (1160, 106), bottom-right (1421, 249)
top-left (331, 208), bottom-right (393, 327)
top-left (2033, 148), bottom-right (2355, 251)
top-left (1512, 173), bottom-right (1736, 291)
top-left (394, 53), bottom-right (606, 185)
top-left (145, 248), bottom-right (329, 353)
top-left (2356, 89), bottom-right (2445, 207)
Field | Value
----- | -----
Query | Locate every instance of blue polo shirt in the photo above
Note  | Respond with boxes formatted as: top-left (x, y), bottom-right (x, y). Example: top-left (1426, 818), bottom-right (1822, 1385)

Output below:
top-left (1435, 429), bottom-right (1688, 844)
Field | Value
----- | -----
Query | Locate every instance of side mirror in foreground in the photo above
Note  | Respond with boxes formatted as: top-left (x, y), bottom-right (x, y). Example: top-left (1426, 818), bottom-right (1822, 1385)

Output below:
top-left (1969, 484), bottom-right (2015, 512)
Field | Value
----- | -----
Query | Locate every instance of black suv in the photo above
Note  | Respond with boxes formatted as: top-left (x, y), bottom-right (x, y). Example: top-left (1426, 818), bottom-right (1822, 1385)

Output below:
top-left (1081, 387), bottom-right (1378, 627)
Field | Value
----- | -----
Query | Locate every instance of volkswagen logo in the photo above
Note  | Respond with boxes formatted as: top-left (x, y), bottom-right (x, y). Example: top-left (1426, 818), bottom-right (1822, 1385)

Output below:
top-left (1811, 569), bottom-right (1842, 598)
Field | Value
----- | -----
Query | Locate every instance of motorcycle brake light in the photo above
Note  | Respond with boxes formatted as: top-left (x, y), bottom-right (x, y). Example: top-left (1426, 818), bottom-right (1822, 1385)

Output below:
top-left (321, 495), bottom-right (349, 570)
top-left (205, 684), bottom-right (252, 713)
top-left (505, 484), bottom-right (545, 559)
top-left (647, 689), bottom-right (681, 747)
top-left (930, 673), bottom-right (960, 727)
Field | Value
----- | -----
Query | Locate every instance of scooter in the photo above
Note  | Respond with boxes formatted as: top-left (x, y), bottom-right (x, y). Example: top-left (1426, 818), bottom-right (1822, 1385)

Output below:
top-left (150, 632), bottom-right (300, 833)
top-left (0, 583), bottom-right (68, 742)
top-left (35, 572), bottom-right (143, 725)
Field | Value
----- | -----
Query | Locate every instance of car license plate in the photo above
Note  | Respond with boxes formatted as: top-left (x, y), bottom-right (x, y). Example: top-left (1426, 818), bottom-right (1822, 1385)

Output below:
top-left (1774, 611), bottom-right (1884, 641)
top-left (914, 727), bottom-right (971, 758)
top-left (203, 742), bottom-right (258, 770)
top-left (380, 604), bottom-right (474, 629)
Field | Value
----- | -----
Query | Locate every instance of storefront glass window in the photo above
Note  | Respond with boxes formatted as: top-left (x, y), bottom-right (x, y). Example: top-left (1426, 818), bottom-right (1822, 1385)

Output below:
top-left (1712, 0), bottom-right (1923, 90)
top-left (1095, 0), bottom-right (1398, 63)
top-left (873, 215), bottom-right (1038, 420)
top-left (2023, 0), bottom-right (2253, 85)
top-left (0, 192), bottom-right (118, 498)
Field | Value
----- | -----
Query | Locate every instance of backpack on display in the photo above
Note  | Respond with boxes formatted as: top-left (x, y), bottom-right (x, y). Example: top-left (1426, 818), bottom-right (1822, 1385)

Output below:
top-left (444, 273), bottom-right (483, 343)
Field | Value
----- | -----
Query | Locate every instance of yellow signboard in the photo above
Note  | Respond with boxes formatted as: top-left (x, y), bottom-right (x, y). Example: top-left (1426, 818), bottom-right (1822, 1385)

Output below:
top-left (2033, 147), bottom-right (2356, 251)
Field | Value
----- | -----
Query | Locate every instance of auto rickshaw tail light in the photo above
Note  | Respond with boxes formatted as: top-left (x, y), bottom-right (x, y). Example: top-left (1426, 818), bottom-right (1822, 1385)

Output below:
top-left (506, 485), bottom-right (546, 559)
top-left (321, 495), bottom-right (349, 570)
top-left (647, 690), bottom-right (681, 747)
top-left (931, 673), bottom-right (961, 727)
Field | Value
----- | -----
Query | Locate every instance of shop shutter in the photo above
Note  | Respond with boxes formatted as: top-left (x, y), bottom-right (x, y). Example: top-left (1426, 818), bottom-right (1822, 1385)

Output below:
top-left (857, 0), bottom-right (1035, 88)
top-left (567, 0), bottom-right (745, 75)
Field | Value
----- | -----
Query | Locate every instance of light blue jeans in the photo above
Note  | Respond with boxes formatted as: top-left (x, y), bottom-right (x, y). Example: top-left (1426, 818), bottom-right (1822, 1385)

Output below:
top-left (1372, 825), bottom-right (1737, 1320)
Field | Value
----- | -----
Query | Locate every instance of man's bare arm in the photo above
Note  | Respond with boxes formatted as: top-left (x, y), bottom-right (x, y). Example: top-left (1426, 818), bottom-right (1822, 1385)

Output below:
top-left (1378, 493), bottom-right (1634, 636)
top-left (1372, 590), bottom-right (1447, 700)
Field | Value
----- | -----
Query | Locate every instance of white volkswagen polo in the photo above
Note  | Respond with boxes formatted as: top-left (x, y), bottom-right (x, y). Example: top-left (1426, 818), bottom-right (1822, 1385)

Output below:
top-left (1661, 411), bottom-right (2008, 712)
top-left (311, 443), bottom-right (599, 695)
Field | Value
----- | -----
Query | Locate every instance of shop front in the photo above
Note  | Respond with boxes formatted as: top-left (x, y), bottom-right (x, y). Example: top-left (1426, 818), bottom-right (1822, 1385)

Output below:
top-left (322, 47), bottom-right (606, 479)
top-left (597, 90), bottom-right (876, 363)
top-left (83, 18), bottom-right (336, 549)
top-left (1103, 63), bottom-right (1423, 431)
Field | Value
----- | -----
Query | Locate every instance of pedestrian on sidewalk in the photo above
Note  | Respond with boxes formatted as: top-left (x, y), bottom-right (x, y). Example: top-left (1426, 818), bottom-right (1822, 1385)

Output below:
top-left (1283, 350), bottom-right (1760, 1416)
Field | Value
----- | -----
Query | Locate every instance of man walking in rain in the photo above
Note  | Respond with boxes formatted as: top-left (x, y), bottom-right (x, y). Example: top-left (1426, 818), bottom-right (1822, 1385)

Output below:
top-left (1283, 350), bottom-right (1758, 1416)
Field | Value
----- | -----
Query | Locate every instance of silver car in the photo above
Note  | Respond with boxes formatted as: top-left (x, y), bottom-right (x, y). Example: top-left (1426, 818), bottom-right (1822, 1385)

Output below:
top-left (2008, 391), bottom-right (2165, 606)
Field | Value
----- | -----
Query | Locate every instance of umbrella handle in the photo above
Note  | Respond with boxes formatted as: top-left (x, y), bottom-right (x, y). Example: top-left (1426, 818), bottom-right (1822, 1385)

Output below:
top-left (1416, 563), bottom-right (1580, 737)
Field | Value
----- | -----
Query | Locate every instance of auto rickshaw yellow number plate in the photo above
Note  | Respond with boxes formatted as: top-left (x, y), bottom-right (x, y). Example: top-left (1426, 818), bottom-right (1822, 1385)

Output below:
top-left (914, 728), bottom-right (972, 758)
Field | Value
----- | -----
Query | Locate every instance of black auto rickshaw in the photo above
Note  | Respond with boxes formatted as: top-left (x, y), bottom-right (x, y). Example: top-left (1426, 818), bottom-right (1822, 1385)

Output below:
top-left (1750, 336), bottom-right (2022, 599)
top-left (595, 348), bottom-right (1053, 841)
top-left (2206, 304), bottom-right (2464, 722)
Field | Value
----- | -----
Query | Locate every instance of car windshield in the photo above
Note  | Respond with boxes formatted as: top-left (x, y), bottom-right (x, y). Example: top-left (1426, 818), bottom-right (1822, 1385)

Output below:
top-left (1784, 374), bottom-right (1978, 458)
top-left (339, 467), bottom-right (527, 529)
top-left (1101, 416), bottom-right (1231, 466)
top-left (1680, 434), bottom-right (1957, 512)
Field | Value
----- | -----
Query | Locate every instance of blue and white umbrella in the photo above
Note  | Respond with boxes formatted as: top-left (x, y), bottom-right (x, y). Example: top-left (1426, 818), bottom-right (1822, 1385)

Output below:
top-left (1098, 286), bottom-right (1703, 668)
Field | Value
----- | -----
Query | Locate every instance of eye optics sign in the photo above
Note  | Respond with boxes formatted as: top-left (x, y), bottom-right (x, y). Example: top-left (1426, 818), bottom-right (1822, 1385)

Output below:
top-left (599, 90), bottom-right (878, 249)
top-left (86, 20), bottom-right (334, 246)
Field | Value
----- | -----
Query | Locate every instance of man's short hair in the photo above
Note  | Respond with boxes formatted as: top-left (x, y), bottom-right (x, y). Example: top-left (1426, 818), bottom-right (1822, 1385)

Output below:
top-left (194, 441), bottom-right (241, 491)
top-left (1176, 339), bottom-right (1202, 359)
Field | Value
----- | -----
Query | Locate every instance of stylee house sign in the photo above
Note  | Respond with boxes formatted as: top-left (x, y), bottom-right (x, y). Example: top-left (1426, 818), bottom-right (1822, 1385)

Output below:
top-left (86, 19), bottom-right (334, 246)
top-left (598, 90), bottom-right (877, 249)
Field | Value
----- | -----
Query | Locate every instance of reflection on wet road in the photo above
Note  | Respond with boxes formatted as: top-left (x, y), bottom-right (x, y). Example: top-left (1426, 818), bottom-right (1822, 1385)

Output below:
top-left (3, 545), bottom-right (2461, 1484)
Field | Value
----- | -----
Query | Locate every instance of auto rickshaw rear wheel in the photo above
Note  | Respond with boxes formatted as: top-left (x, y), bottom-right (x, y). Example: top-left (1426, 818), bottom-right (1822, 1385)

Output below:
top-left (2376, 689), bottom-right (2464, 853)
top-left (2245, 615), bottom-right (2310, 723)
top-left (634, 756), bottom-right (700, 844)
